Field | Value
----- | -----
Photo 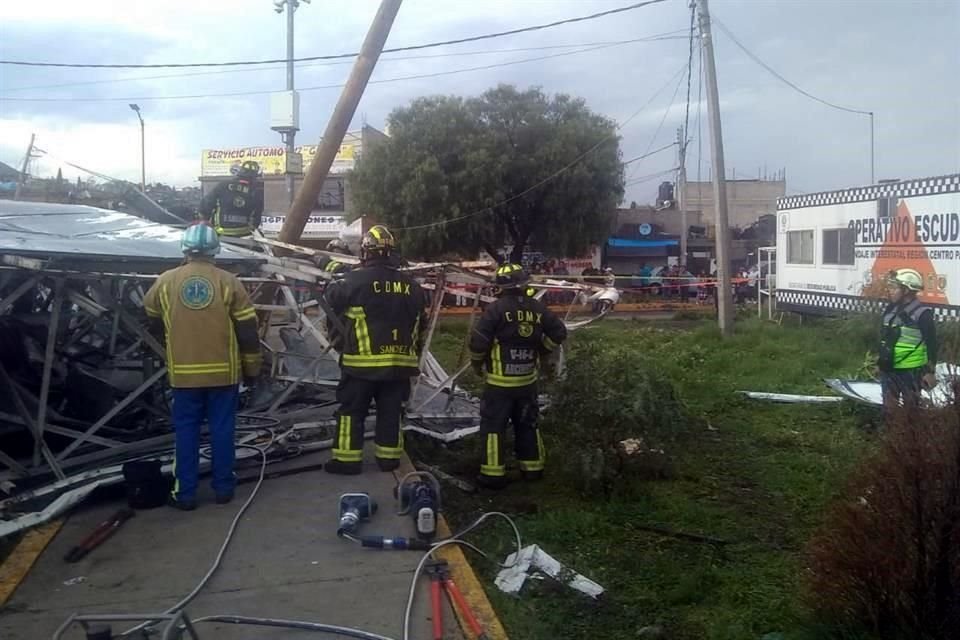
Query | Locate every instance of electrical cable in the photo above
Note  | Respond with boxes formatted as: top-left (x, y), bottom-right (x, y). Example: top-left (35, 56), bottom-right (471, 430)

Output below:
top-left (625, 166), bottom-right (680, 187)
top-left (395, 60), bottom-right (692, 233)
top-left (0, 41), bottom-right (645, 103)
top-left (402, 512), bottom-right (523, 640)
top-left (625, 45), bottom-right (692, 183)
top-left (190, 616), bottom-right (399, 640)
top-left (1, 32), bottom-right (688, 93)
top-left (0, 0), bottom-right (670, 69)
top-left (681, 1), bottom-right (697, 147)
top-left (119, 433), bottom-right (278, 637)
top-left (621, 142), bottom-right (677, 166)
top-left (712, 17), bottom-right (873, 117)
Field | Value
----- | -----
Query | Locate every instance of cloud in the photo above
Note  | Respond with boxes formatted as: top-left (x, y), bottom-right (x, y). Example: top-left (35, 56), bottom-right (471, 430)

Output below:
top-left (0, 0), bottom-right (956, 208)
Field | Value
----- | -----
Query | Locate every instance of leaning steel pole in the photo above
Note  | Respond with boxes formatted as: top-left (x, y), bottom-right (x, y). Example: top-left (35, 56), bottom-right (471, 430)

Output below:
top-left (279, 0), bottom-right (403, 243)
top-left (696, 0), bottom-right (734, 336)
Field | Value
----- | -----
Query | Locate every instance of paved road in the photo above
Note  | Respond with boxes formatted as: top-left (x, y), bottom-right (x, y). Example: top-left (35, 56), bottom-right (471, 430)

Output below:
top-left (0, 452), bottom-right (464, 640)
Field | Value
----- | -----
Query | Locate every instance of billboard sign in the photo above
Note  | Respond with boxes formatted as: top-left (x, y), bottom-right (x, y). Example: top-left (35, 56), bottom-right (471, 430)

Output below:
top-left (201, 133), bottom-right (361, 177)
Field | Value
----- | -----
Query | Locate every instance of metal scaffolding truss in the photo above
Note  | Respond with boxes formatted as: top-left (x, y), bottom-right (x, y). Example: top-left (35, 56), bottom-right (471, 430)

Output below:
top-left (0, 200), bottom-right (611, 537)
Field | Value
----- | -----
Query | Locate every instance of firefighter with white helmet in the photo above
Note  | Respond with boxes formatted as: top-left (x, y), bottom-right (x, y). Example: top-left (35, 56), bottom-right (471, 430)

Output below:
top-left (879, 268), bottom-right (937, 414)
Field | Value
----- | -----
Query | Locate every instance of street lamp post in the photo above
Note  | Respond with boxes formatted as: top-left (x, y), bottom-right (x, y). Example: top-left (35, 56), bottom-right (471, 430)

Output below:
top-left (129, 103), bottom-right (145, 192)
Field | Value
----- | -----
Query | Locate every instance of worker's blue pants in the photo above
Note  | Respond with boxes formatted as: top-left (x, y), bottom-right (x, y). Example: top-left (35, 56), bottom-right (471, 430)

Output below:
top-left (171, 386), bottom-right (239, 502)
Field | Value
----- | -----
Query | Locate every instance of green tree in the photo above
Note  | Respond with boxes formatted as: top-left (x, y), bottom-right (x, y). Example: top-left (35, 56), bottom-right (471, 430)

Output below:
top-left (351, 85), bottom-right (624, 262)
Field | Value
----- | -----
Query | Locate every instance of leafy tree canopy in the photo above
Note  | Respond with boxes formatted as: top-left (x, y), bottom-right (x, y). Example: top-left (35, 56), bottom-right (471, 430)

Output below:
top-left (350, 85), bottom-right (624, 262)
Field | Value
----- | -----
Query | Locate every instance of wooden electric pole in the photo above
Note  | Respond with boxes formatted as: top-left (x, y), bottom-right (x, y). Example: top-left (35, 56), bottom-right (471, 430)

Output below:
top-left (677, 126), bottom-right (687, 267)
top-left (14, 133), bottom-right (35, 201)
top-left (696, 0), bottom-right (734, 336)
top-left (279, 0), bottom-right (403, 244)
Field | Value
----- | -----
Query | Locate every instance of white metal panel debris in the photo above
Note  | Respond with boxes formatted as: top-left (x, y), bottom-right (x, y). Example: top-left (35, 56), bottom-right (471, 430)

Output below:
top-left (496, 544), bottom-right (605, 599)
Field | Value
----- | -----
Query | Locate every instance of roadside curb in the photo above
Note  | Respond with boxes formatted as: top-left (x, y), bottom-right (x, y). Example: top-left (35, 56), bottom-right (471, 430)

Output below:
top-left (397, 456), bottom-right (509, 640)
top-left (0, 520), bottom-right (63, 607)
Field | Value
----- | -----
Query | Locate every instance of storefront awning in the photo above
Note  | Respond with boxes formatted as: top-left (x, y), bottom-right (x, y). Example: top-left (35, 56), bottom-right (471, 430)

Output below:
top-left (606, 237), bottom-right (678, 257)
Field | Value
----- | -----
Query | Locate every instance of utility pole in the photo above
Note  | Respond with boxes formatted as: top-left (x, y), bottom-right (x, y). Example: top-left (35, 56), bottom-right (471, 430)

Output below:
top-left (273, 0), bottom-right (308, 206)
top-left (129, 104), bottom-right (146, 192)
top-left (696, 0), bottom-right (734, 336)
top-left (869, 111), bottom-right (875, 184)
top-left (279, 0), bottom-right (403, 244)
top-left (677, 126), bottom-right (688, 267)
top-left (14, 133), bottom-right (35, 201)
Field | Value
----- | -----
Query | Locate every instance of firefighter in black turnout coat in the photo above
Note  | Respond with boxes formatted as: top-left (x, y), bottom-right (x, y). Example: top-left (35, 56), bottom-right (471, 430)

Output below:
top-left (469, 264), bottom-right (568, 489)
top-left (323, 225), bottom-right (428, 474)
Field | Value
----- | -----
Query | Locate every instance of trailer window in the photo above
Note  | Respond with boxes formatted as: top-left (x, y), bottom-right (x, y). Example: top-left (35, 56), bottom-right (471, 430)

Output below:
top-left (822, 228), bottom-right (856, 265)
top-left (787, 230), bottom-right (814, 264)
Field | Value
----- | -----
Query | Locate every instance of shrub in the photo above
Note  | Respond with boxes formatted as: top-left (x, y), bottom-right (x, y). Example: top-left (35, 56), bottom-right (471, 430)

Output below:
top-left (805, 405), bottom-right (960, 638)
top-left (543, 340), bottom-right (689, 496)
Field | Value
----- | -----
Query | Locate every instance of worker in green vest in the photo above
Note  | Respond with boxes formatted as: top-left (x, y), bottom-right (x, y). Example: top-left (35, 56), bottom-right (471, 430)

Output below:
top-left (879, 268), bottom-right (937, 414)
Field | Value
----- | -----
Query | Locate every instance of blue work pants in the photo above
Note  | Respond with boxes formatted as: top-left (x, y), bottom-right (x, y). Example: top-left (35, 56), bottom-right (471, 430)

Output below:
top-left (171, 386), bottom-right (239, 501)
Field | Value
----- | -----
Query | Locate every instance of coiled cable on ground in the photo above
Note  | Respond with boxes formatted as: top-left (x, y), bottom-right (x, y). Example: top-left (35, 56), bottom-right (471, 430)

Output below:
top-left (119, 433), bottom-right (277, 637)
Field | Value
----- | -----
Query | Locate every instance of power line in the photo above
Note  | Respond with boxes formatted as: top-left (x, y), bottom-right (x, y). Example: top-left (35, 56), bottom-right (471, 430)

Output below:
top-left (396, 60), bottom-right (692, 232)
top-left (622, 142), bottom-right (677, 165)
top-left (0, 42), bottom-right (644, 103)
top-left (625, 167), bottom-right (679, 187)
top-left (2, 33), bottom-right (689, 94)
top-left (681, 1), bottom-right (697, 147)
top-left (625, 49), bottom-right (692, 182)
top-left (0, 0), bottom-right (670, 69)
top-left (712, 17), bottom-right (872, 116)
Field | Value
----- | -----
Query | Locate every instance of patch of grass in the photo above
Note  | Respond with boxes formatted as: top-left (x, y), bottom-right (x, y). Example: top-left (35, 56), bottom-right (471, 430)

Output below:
top-left (420, 316), bottom-right (877, 639)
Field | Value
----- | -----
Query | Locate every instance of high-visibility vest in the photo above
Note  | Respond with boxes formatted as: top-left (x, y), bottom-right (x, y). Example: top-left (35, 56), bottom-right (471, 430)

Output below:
top-left (882, 298), bottom-right (929, 370)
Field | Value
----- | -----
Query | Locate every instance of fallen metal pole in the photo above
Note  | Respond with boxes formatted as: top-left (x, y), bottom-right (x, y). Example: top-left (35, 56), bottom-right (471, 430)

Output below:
top-left (0, 275), bottom-right (39, 314)
top-left (411, 363), bottom-right (470, 413)
top-left (0, 361), bottom-right (65, 480)
top-left (57, 368), bottom-right (168, 460)
top-left (34, 278), bottom-right (64, 468)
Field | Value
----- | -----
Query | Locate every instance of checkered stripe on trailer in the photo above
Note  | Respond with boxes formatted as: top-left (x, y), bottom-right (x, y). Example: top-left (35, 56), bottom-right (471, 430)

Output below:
top-left (777, 174), bottom-right (960, 210)
top-left (776, 289), bottom-right (960, 320)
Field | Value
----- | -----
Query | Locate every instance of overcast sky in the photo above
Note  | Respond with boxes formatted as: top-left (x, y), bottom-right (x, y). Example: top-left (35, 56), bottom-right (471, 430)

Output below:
top-left (1, 0), bottom-right (957, 205)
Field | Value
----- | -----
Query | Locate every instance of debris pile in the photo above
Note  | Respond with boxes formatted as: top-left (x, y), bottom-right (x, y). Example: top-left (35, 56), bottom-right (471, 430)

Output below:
top-left (0, 200), bottom-right (615, 537)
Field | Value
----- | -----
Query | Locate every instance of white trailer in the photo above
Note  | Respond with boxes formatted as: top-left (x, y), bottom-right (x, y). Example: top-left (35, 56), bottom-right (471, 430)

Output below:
top-left (775, 173), bottom-right (960, 318)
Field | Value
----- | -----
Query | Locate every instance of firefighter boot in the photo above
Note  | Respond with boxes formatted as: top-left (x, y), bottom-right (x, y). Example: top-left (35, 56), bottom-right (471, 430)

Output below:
top-left (376, 457), bottom-right (400, 472)
top-left (475, 474), bottom-right (508, 490)
top-left (521, 469), bottom-right (544, 482)
top-left (325, 460), bottom-right (363, 475)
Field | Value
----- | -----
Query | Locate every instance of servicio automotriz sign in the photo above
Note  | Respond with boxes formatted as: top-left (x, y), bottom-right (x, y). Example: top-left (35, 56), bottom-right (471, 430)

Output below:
top-left (201, 141), bottom-right (358, 177)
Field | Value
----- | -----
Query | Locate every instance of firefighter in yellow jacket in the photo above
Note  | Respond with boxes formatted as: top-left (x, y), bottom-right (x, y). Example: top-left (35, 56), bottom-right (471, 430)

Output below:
top-left (143, 223), bottom-right (262, 510)
top-left (323, 225), bottom-right (428, 474)
top-left (470, 264), bottom-right (567, 489)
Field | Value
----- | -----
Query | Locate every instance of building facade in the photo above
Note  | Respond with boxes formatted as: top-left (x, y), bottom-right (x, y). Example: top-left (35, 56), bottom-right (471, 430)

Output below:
top-left (681, 178), bottom-right (786, 230)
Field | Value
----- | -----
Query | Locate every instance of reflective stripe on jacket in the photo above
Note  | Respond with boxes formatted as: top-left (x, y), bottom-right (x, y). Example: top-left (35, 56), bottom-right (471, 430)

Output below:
top-left (143, 260), bottom-right (262, 388)
top-left (323, 259), bottom-right (428, 380)
top-left (882, 298), bottom-right (929, 370)
top-left (469, 293), bottom-right (568, 388)
top-left (200, 178), bottom-right (264, 237)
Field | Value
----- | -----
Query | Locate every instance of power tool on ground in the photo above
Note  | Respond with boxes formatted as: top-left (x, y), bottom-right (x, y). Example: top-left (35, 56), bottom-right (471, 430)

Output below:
top-left (337, 492), bottom-right (377, 537)
top-left (395, 471), bottom-right (441, 540)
